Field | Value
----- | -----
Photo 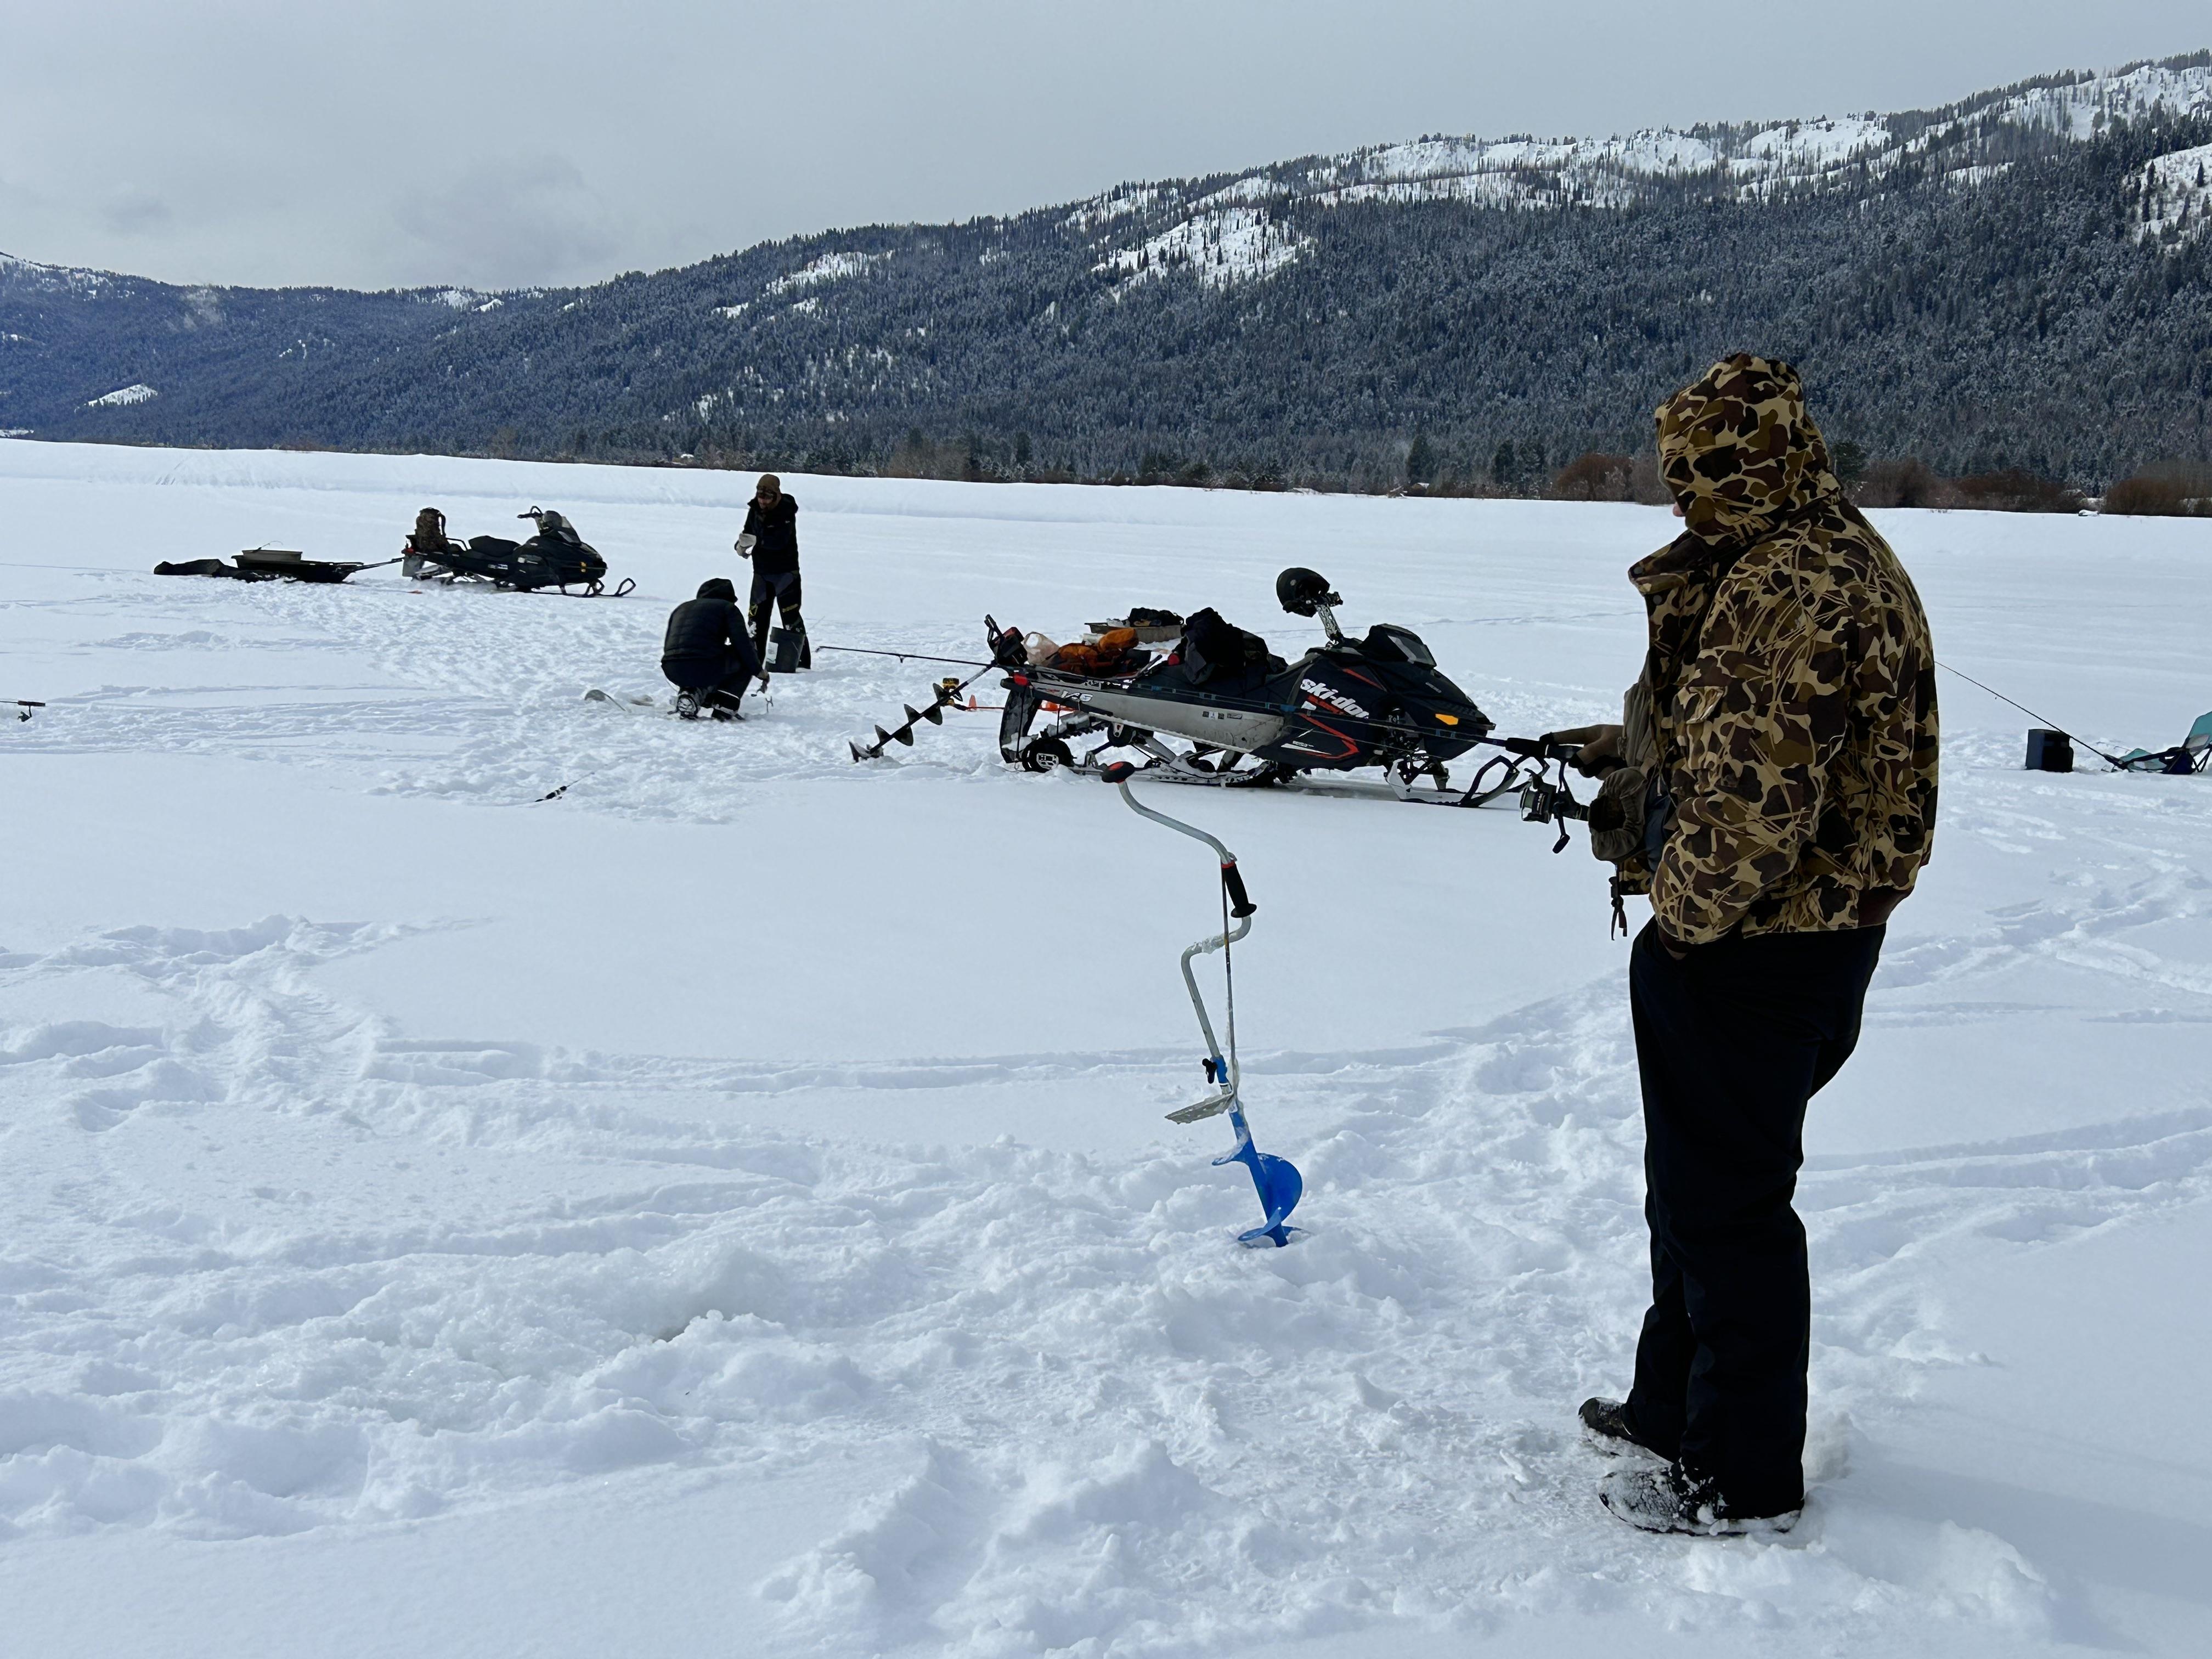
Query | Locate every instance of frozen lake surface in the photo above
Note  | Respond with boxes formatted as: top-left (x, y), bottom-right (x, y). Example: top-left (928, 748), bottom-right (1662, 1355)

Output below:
top-left (2, 440), bottom-right (2208, 1656)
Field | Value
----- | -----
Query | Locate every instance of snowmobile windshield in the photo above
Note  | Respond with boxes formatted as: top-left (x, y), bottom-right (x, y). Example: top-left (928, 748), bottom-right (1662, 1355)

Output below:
top-left (1360, 624), bottom-right (1434, 667)
top-left (1655, 354), bottom-right (1842, 547)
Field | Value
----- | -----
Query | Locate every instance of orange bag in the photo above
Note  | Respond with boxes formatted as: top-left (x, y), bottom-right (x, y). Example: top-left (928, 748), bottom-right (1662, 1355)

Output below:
top-left (1048, 628), bottom-right (1142, 677)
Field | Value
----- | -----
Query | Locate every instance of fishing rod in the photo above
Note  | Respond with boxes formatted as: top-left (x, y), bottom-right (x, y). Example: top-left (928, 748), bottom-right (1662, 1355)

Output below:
top-left (817, 644), bottom-right (994, 670)
top-left (12, 701), bottom-right (43, 723)
top-left (1936, 661), bottom-right (2131, 769)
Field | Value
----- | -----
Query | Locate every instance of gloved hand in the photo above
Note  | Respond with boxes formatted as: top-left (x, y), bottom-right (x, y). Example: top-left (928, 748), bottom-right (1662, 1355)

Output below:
top-left (1544, 723), bottom-right (1623, 777)
top-left (736, 533), bottom-right (757, 557)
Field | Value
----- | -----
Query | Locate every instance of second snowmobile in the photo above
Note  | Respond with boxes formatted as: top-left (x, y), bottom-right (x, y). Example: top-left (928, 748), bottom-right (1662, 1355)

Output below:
top-left (402, 507), bottom-right (633, 596)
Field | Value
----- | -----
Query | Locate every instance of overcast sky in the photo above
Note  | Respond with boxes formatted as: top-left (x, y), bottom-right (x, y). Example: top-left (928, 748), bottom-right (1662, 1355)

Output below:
top-left (2, 1), bottom-right (2205, 292)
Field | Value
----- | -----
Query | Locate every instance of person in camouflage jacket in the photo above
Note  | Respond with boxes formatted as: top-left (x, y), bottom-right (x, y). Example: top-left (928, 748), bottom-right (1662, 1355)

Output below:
top-left (1564, 355), bottom-right (1939, 1536)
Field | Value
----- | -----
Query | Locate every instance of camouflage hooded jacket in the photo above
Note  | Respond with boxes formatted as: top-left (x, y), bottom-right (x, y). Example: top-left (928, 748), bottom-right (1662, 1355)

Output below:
top-left (1618, 355), bottom-right (1939, 945)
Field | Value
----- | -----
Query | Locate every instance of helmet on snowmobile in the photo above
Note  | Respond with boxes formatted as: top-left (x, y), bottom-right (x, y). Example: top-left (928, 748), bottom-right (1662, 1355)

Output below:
top-left (1276, 567), bottom-right (1341, 617)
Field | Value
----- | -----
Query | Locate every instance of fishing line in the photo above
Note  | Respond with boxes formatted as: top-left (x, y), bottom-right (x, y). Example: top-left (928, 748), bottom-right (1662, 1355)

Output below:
top-left (1937, 661), bottom-right (2129, 768)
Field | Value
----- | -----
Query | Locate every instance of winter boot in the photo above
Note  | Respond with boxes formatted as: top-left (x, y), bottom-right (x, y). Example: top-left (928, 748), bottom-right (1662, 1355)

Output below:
top-left (673, 690), bottom-right (702, 721)
top-left (1579, 1397), bottom-right (1668, 1460)
top-left (1598, 1462), bottom-right (1801, 1537)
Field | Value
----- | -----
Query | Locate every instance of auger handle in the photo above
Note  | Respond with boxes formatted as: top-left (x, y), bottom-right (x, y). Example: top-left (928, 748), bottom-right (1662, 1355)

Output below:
top-left (1221, 862), bottom-right (1255, 919)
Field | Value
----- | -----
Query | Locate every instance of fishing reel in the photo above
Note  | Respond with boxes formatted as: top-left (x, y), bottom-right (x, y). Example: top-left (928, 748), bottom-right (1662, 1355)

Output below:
top-left (1517, 776), bottom-right (1588, 827)
top-left (985, 614), bottom-right (1029, 669)
top-left (1492, 735), bottom-right (1588, 851)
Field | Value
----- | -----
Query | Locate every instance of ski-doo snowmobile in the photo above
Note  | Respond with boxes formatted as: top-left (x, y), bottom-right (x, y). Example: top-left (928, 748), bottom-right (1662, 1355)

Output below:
top-left (993, 568), bottom-right (1514, 804)
top-left (402, 507), bottom-right (633, 596)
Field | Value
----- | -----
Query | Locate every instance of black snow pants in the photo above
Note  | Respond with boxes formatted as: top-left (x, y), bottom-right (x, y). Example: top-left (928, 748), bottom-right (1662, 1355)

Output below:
top-left (1622, 918), bottom-right (1885, 1516)
top-left (748, 567), bottom-right (807, 667)
top-left (661, 648), bottom-right (754, 710)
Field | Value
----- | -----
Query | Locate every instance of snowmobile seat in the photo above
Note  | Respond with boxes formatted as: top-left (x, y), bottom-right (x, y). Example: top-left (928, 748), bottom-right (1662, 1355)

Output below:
top-left (2116, 710), bottom-right (2212, 774)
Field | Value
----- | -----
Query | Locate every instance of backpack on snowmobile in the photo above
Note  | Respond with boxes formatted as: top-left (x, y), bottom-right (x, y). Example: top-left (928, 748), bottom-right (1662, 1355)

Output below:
top-left (1159, 609), bottom-right (1282, 693)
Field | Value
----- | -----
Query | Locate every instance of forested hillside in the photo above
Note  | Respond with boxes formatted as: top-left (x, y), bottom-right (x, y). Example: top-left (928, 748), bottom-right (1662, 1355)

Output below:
top-left (4, 53), bottom-right (2209, 491)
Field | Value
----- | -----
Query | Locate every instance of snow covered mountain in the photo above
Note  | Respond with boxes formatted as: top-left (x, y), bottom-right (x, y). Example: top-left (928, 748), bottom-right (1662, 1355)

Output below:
top-left (3, 52), bottom-right (2208, 486)
top-left (1074, 57), bottom-right (2212, 288)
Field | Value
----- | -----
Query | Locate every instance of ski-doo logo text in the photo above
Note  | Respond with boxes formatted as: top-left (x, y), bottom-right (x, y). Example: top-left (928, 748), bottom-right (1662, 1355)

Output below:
top-left (1300, 679), bottom-right (1370, 720)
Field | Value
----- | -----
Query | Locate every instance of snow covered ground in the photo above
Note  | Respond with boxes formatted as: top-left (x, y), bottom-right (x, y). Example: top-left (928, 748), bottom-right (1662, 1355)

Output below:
top-left (2, 439), bottom-right (2208, 1657)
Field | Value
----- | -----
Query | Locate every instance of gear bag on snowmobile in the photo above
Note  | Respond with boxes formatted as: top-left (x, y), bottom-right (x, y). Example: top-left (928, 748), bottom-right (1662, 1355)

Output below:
top-left (1047, 627), bottom-right (1143, 678)
top-left (411, 507), bottom-right (452, 554)
top-left (1176, 608), bottom-right (1277, 691)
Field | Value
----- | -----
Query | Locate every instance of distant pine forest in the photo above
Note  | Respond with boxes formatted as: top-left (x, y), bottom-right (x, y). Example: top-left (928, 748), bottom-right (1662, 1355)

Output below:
top-left (4, 56), bottom-right (2210, 509)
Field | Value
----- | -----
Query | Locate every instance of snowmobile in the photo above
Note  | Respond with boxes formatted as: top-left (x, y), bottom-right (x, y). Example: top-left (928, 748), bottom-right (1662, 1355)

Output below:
top-left (402, 507), bottom-right (633, 596)
top-left (991, 568), bottom-right (1526, 805)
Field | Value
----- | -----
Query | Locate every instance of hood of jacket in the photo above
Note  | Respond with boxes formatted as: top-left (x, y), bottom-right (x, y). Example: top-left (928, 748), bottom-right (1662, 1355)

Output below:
top-left (1656, 354), bottom-right (1841, 547)
top-left (697, 577), bottom-right (738, 602)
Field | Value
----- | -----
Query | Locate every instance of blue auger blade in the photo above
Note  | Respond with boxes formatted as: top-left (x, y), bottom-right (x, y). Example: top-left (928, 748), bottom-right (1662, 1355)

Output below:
top-left (1213, 1104), bottom-right (1303, 1248)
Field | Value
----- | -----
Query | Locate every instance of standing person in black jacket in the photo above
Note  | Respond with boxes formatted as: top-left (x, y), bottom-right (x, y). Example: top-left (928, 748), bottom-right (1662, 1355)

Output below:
top-left (660, 577), bottom-right (763, 719)
top-left (737, 473), bottom-right (809, 669)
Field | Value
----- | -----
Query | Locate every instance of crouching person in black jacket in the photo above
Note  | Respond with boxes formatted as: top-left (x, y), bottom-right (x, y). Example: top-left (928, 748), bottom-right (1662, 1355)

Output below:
top-left (661, 578), bottom-right (763, 720)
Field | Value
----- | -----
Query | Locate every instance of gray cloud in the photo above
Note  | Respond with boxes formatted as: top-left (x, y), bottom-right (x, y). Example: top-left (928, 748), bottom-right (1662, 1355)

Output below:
top-left (391, 155), bottom-right (622, 290)
top-left (1, 1), bottom-right (2205, 290)
top-left (100, 188), bottom-right (173, 237)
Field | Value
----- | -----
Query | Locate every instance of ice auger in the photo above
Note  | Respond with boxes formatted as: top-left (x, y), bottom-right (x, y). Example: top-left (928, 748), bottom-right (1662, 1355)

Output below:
top-left (838, 618), bottom-right (1025, 761)
top-left (1102, 760), bottom-right (1303, 1248)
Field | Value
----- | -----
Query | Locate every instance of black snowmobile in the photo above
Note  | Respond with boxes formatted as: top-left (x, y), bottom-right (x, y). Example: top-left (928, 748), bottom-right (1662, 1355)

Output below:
top-left (402, 507), bottom-right (633, 596)
top-left (993, 568), bottom-right (1520, 804)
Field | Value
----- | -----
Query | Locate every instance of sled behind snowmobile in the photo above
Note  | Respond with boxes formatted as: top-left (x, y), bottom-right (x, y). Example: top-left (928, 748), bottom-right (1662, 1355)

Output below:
top-left (156, 549), bottom-right (397, 584)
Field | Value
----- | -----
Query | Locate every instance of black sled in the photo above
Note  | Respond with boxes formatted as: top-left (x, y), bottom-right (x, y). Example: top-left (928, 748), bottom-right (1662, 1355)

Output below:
top-left (155, 549), bottom-right (397, 584)
top-left (995, 569), bottom-right (1526, 805)
top-left (403, 507), bottom-right (634, 596)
